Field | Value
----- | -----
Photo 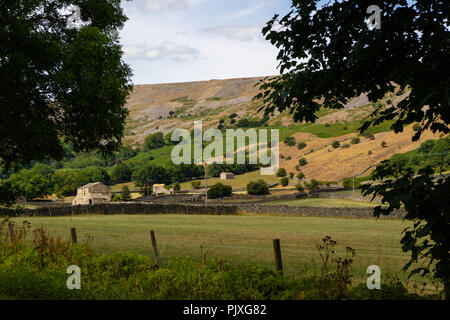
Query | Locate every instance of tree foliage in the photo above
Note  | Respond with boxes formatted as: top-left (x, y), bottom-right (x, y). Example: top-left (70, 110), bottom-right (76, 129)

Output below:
top-left (0, 0), bottom-right (132, 172)
top-left (258, 0), bottom-right (450, 297)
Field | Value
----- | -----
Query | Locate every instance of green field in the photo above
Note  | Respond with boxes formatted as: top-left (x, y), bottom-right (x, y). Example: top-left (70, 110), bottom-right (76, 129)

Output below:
top-left (9, 213), bottom-right (427, 286)
top-left (265, 198), bottom-right (379, 208)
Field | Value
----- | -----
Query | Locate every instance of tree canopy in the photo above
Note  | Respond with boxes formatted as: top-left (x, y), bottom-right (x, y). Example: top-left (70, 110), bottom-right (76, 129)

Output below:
top-left (0, 0), bottom-right (132, 172)
top-left (258, 0), bottom-right (449, 299)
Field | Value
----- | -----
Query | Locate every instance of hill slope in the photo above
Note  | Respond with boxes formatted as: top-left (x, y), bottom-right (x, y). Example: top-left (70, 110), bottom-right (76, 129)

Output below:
top-left (123, 77), bottom-right (443, 182)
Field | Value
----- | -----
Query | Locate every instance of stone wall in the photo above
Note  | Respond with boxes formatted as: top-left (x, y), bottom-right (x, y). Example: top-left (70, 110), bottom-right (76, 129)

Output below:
top-left (0, 202), bottom-right (236, 217)
top-left (234, 203), bottom-right (404, 219)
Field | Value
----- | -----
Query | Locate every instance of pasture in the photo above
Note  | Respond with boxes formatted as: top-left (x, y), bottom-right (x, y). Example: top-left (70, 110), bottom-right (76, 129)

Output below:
top-left (9, 213), bottom-right (428, 286)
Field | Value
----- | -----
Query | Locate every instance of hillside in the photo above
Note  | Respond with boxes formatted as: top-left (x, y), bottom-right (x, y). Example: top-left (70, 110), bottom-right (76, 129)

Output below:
top-left (123, 77), bottom-right (443, 183)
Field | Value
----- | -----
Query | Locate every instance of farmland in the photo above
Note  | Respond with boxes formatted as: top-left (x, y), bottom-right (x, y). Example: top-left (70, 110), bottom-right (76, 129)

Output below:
top-left (9, 213), bottom-right (426, 285)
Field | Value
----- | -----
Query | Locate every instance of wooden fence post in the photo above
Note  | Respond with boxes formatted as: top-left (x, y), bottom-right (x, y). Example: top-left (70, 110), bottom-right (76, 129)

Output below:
top-left (150, 230), bottom-right (160, 267)
top-left (8, 222), bottom-right (14, 243)
top-left (70, 227), bottom-right (77, 244)
top-left (273, 239), bottom-right (283, 274)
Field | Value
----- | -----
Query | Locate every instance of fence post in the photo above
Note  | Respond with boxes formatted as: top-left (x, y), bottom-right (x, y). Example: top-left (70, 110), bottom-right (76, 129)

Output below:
top-left (273, 239), bottom-right (283, 274)
top-left (70, 227), bottom-right (77, 244)
top-left (8, 222), bottom-right (14, 243)
top-left (150, 230), bottom-right (160, 267)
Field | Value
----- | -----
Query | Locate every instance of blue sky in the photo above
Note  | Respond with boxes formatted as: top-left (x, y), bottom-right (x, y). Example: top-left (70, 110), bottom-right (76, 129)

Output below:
top-left (119, 0), bottom-right (292, 84)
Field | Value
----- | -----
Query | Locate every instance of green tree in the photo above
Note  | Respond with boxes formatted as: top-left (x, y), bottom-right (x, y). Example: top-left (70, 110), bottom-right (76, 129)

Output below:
top-left (110, 162), bottom-right (132, 183)
top-left (257, 0), bottom-right (450, 298)
top-left (7, 164), bottom-right (55, 200)
top-left (120, 186), bottom-right (131, 201)
top-left (332, 141), bottom-right (340, 148)
top-left (131, 161), bottom-right (171, 188)
top-left (144, 132), bottom-right (165, 151)
top-left (304, 179), bottom-right (320, 193)
top-left (207, 183), bottom-right (232, 199)
top-left (247, 180), bottom-right (270, 195)
top-left (280, 177), bottom-right (289, 187)
top-left (276, 168), bottom-right (287, 177)
top-left (0, 0), bottom-right (132, 202)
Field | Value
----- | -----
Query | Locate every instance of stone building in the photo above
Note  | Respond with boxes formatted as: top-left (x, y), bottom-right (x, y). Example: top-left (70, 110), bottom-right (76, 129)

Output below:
top-left (153, 184), bottom-right (174, 195)
top-left (72, 182), bottom-right (111, 205)
top-left (220, 172), bottom-right (234, 180)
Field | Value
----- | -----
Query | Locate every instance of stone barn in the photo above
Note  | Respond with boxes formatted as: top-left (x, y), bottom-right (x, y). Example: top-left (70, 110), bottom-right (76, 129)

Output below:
top-left (153, 184), bottom-right (174, 195)
top-left (72, 182), bottom-right (111, 205)
top-left (220, 172), bottom-right (234, 180)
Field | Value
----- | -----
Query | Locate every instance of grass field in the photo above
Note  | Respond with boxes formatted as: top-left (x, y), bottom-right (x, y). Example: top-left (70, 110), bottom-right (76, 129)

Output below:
top-left (10, 213), bottom-right (433, 288)
top-left (265, 198), bottom-right (378, 208)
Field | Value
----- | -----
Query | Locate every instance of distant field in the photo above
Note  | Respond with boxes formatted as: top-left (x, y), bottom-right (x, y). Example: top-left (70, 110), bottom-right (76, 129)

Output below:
top-left (180, 170), bottom-right (282, 191)
top-left (9, 213), bottom-right (430, 286)
top-left (265, 198), bottom-right (378, 208)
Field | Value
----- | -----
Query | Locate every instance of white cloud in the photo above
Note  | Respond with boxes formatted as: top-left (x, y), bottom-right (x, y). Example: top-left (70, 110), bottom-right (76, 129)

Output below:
top-left (124, 42), bottom-right (200, 62)
top-left (201, 25), bottom-right (262, 41)
top-left (145, 0), bottom-right (188, 12)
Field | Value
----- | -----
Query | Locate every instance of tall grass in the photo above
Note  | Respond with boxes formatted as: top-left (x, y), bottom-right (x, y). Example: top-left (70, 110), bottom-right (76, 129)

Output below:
top-left (0, 218), bottom-right (443, 300)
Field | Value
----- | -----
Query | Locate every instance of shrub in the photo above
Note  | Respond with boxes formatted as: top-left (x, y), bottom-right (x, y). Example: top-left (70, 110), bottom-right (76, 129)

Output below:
top-left (276, 168), bottom-right (287, 177)
top-left (324, 123), bottom-right (330, 127)
top-left (191, 181), bottom-right (201, 189)
top-left (295, 182), bottom-right (304, 192)
top-left (111, 194), bottom-right (121, 202)
top-left (342, 143), bottom-right (350, 148)
top-left (342, 177), bottom-right (361, 189)
top-left (297, 142), bottom-right (307, 150)
top-left (332, 141), bottom-right (340, 148)
top-left (289, 172), bottom-right (294, 179)
top-left (368, 150), bottom-right (373, 155)
top-left (207, 183), bottom-right (232, 199)
top-left (298, 158), bottom-right (308, 166)
top-left (295, 165), bottom-right (301, 171)
top-left (284, 136), bottom-right (296, 146)
top-left (173, 182), bottom-right (181, 192)
top-left (381, 141), bottom-right (387, 148)
top-left (296, 172), bottom-right (305, 180)
top-left (304, 179), bottom-right (320, 192)
top-left (120, 186), bottom-right (131, 201)
top-left (280, 177), bottom-right (289, 186)
top-left (413, 123), bottom-right (421, 132)
top-left (247, 180), bottom-right (270, 195)
top-left (351, 137), bottom-right (360, 145)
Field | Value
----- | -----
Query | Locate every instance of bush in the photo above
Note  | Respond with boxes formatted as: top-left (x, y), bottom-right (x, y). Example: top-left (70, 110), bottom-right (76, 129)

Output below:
top-left (280, 177), bottom-right (289, 186)
top-left (120, 186), bottom-right (131, 201)
top-left (342, 177), bottom-right (361, 189)
top-left (276, 168), bottom-right (287, 177)
top-left (381, 141), bottom-right (387, 148)
top-left (173, 182), bottom-right (181, 192)
top-left (296, 172), bottom-right (305, 180)
top-left (207, 183), bottom-right (232, 199)
top-left (289, 172), bottom-right (294, 179)
top-left (295, 182), bottom-right (304, 192)
top-left (284, 136), bottom-right (296, 146)
top-left (144, 132), bottom-right (165, 151)
top-left (247, 180), bottom-right (270, 195)
top-left (351, 137), bottom-right (360, 145)
top-left (332, 141), bottom-right (340, 148)
top-left (295, 165), bottom-right (301, 171)
top-left (342, 143), bottom-right (350, 148)
top-left (298, 158), bottom-right (308, 166)
top-left (304, 179), bottom-right (320, 192)
top-left (191, 181), bottom-right (201, 189)
top-left (297, 142), bottom-right (307, 150)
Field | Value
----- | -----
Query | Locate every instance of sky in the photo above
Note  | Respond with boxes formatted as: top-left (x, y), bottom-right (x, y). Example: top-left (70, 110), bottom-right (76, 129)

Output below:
top-left (119, 0), bottom-right (293, 84)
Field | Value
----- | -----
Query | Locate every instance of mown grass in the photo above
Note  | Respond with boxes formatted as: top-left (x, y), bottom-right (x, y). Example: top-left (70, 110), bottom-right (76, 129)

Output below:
top-left (265, 198), bottom-right (378, 208)
top-left (2, 214), bottom-right (444, 299)
top-left (7, 214), bottom-right (431, 286)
